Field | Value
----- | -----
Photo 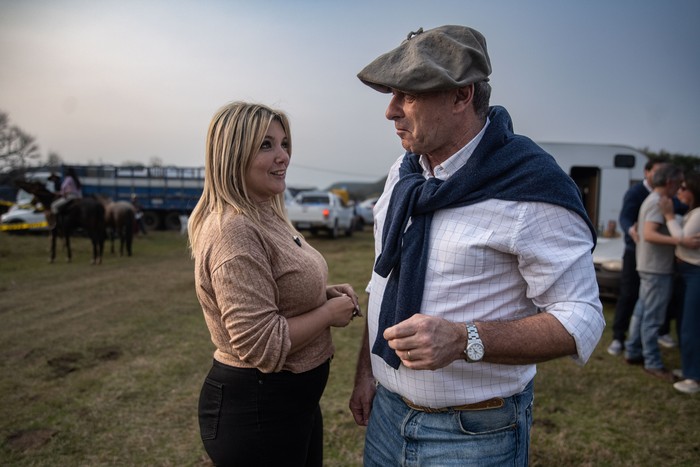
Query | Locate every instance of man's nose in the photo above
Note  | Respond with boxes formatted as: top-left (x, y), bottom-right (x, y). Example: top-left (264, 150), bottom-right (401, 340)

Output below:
top-left (385, 95), bottom-right (403, 121)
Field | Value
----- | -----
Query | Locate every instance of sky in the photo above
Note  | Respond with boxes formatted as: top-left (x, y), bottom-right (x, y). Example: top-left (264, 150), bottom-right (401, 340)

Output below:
top-left (1, 0), bottom-right (699, 189)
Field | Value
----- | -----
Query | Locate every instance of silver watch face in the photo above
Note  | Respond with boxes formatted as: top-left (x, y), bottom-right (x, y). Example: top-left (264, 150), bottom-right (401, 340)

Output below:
top-left (467, 342), bottom-right (484, 361)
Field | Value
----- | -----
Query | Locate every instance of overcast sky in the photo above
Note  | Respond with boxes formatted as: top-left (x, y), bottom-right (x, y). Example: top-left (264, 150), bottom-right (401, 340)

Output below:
top-left (1, 0), bottom-right (699, 188)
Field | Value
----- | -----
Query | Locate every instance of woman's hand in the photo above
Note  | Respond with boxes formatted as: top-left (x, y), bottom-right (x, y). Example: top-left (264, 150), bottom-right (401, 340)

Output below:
top-left (326, 284), bottom-right (362, 317)
top-left (324, 295), bottom-right (356, 328)
top-left (286, 288), bottom-right (359, 354)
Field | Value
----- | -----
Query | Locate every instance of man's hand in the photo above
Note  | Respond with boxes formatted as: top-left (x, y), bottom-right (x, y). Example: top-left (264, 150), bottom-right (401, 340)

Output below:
top-left (349, 373), bottom-right (376, 426)
top-left (349, 320), bottom-right (375, 426)
top-left (383, 314), bottom-right (465, 370)
top-left (629, 223), bottom-right (640, 243)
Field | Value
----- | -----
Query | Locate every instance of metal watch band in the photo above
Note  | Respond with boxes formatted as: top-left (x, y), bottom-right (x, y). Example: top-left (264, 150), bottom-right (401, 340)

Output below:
top-left (467, 323), bottom-right (480, 342)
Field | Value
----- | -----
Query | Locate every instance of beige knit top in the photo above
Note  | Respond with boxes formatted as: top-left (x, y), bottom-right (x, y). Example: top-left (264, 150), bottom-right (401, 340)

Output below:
top-left (193, 202), bottom-right (333, 374)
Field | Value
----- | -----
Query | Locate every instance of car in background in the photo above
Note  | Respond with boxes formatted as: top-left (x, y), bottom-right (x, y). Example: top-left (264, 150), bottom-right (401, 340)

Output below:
top-left (1, 203), bottom-right (49, 232)
top-left (355, 197), bottom-right (378, 229)
top-left (287, 190), bottom-right (355, 238)
top-left (1, 175), bottom-right (54, 233)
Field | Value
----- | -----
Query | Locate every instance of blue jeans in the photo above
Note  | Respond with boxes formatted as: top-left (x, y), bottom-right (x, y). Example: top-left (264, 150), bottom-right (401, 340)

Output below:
top-left (364, 381), bottom-right (534, 466)
top-left (625, 272), bottom-right (673, 369)
top-left (678, 261), bottom-right (700, 380)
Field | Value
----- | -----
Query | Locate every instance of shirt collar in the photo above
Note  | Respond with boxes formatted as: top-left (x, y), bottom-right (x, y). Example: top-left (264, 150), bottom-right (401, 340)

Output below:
top-left (418, 117), bottom-right (491, 181)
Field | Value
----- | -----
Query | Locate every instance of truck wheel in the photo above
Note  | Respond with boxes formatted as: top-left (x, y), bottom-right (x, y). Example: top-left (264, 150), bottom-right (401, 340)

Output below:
top-left (164, 212), bottom-right (181, 231)
top-left (329, 220), bottom-right (339, 239)
top-left (345, 220), bottom-right (354, 237)
top-left (355, 218), bottom-right (365, 231)
top-left (142, 211), bottom-right (161, 231)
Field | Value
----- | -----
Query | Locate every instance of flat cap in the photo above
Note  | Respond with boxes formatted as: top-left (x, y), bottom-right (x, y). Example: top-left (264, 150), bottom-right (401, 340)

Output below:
top-left (358, 25), bottom-right (492, 94)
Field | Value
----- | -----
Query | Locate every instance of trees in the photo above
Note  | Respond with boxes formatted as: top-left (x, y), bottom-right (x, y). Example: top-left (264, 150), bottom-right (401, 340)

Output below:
top-left (643, 148), bottom-right (700, 174)
top-left (0, 111), bottom-right (41, 171)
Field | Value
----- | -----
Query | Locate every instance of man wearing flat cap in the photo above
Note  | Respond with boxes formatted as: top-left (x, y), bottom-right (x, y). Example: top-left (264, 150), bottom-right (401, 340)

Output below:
top-left (349, 25), bottom-right (604, 466)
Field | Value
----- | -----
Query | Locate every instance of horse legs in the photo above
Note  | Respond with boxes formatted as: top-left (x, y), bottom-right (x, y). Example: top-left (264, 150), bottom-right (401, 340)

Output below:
top-left (90, 235), bottom-right (96, 265)
top-left (91, 239), bottom-right (100, 265)
top-left (49, 216), bottom-right (71, 263)
top-left (89, 234), bottom-right (103, 265)
top-left (110, 227), bottom-right (117, 255)
top-left (64, 233), bottom-right (72, 263)
top-left (99, 231), bottom-right (104, 264)
top-left (49, 228), bottom-right (57, 263)
top-left (98, 226), bottom-right (105, 265)
top-left (125, 226), bottom-right (133, 257)
top-left (120, 224), bottom-right (133, 257)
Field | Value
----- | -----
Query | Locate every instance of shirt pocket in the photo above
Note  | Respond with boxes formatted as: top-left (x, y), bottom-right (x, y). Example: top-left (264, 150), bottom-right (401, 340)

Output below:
top-left (427, 222), bottom-right (493, 278)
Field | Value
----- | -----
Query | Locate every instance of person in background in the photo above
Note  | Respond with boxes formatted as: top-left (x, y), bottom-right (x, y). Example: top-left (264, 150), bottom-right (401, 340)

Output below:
top-left (188, 101), bottom-right (360, 466)
top-left (624, 165), bottom-right (699, 381)
top-left (50, 167), bottom-right (82, 214)
top-left (608, 160), bottom-right (668, 356)
top-left (130, 194), bottom-right (147, 235)
top-left (660, 172), bottom-right (700, 394)
top-left (47, 172), bottom-right (61, 193)
top-left (349, 25), bottom-right (604, 466)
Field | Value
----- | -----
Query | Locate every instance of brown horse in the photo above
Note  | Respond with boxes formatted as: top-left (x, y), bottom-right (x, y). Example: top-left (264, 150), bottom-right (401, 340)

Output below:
top-left (96, 195), bottom-right (135, 256)
top-left (14, 180), bottom-right (106, 264)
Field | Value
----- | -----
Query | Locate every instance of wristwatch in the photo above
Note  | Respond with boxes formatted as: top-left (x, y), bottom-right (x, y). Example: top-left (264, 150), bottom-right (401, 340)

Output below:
top-left (464, 323), bottom-right (484, 363)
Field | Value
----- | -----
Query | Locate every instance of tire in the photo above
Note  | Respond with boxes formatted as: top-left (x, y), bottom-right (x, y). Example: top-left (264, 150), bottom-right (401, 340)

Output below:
top-left (164, 212), bottom-right (181, 231)
top-left (329, 220), bottom-right (339, 239)
top-left (345, 220), bottom-right (354, 237)
top-left (142, 211), bottom-right (161, 231)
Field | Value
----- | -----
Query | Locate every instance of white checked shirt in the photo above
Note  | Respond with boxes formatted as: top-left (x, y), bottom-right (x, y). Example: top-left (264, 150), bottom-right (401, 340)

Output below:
top-left (367, 123), bottom-right (604, 407)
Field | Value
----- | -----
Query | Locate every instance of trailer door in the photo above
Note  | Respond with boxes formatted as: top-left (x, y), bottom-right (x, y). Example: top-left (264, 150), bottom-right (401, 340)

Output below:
top-left (569, 166), bottom-right (601, 232)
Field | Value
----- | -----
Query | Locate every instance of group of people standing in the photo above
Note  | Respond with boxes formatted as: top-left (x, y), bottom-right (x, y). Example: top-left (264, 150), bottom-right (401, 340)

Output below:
top-left (188, 25), bottom-right (605, 466)
top-left (607, 160), bottom-right (700, 394)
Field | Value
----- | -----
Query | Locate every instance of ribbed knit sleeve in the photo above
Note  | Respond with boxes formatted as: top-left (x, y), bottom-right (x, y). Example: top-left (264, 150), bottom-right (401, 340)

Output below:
top-left (194, 205), bottom-right (333, 374)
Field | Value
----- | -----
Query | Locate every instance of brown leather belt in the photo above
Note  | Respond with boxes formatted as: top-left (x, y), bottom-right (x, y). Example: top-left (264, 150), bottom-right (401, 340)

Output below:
top-left (401, 396), bottom-right (505, 413)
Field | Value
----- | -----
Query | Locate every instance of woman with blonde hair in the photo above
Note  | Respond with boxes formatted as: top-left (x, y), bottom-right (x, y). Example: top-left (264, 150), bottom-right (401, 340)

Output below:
top-left (189, 101), bottom-right (359, 465)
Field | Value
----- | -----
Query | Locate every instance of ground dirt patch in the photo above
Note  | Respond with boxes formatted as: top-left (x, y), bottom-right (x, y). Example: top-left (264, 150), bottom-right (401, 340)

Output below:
top-left (5, 428), bottom-right (57, 452)
top-left (47, 352), bottom-right (83, 377)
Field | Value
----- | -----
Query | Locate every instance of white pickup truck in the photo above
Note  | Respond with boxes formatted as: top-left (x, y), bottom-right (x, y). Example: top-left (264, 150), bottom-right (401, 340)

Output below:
top-left (287, 190), bottom-right (355, 238)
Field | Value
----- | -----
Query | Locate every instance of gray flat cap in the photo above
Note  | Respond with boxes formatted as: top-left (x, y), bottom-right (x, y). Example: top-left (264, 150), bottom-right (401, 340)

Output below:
top-left (358, 25), bottom-right (492, 94)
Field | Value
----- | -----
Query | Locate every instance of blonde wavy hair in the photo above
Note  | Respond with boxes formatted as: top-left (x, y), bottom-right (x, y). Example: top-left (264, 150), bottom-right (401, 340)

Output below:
top-left (188, 101), bottom-right (294, 256)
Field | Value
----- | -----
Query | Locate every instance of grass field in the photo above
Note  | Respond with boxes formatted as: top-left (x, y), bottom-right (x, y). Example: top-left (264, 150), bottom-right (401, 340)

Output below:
top-left (0, 230), bottom-right (698, 466)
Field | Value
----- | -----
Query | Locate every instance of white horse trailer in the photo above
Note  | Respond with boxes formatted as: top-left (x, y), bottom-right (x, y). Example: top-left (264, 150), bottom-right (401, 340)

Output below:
top-left (539, 142), bottom-right (648, 299)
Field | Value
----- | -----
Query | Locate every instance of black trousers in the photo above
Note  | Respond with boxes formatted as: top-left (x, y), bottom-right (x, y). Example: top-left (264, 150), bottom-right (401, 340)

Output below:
top-left (199, 359), bottom-right (330, 467)
top-left (612, 248), bottom-right (639, 342)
